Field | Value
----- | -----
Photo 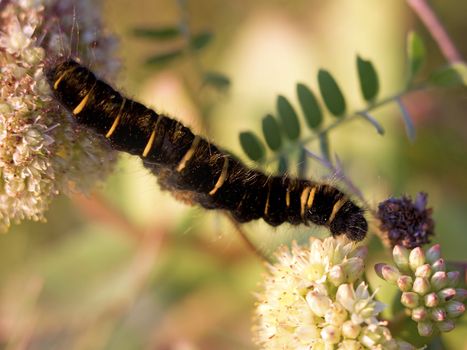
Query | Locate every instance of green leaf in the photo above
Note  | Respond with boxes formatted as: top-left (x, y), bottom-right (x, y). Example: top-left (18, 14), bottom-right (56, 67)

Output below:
top-left (357, 55), bottom-right (379, 102)
top-left (396, 97), bottom-right (416, 142)
top-left (429, 63), bottom-right (467, 87)
top-left (278, 155), bottom-right (288, 175)
top-left (276, 95), bottom-right (301, 140)
top-left (203, 71), bottom-right (231, 90)
top-left (132, 26), bottom-right (180, 40)
top-left (190, 32), bottom-right (213, 51)
top-left (317, 69), bottom-right (346, 117)
top-left (239, 131), bottom-right (265, 162)
top-left (407, 31), bottom-right (426, 81)
top-left (145, 49), bottom-right (184, 66)
top-left (262, 114), bottom-right (282, 151)
top-left (296, 83), bottom-right (323, 129)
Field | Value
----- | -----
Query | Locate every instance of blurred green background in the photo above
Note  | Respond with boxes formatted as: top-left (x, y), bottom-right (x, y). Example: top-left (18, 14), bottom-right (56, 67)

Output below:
top-left (1, 0), bottom-right (466, 349)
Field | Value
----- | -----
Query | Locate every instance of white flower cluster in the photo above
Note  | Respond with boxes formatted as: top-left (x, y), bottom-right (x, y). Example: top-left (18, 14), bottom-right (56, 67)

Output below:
top-left (254, 237), bottom-right (417, 350)
top-left (0, 0), bottom-right (118, 231)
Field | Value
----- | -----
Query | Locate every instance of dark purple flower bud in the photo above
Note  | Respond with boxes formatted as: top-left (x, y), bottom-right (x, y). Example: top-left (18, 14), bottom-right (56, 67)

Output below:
top-left (376, 193), bottom-right (435, 249)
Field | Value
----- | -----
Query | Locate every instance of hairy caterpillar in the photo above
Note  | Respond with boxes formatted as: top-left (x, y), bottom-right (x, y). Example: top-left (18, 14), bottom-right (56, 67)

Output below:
top-left (45, 59), bottom-right (368, 241)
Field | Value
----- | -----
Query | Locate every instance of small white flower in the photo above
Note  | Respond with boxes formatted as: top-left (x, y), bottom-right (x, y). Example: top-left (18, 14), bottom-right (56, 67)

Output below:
top-left (306, 290), bottom-right (332, 317)
top-left (336, 282), bottom-right (385, 325)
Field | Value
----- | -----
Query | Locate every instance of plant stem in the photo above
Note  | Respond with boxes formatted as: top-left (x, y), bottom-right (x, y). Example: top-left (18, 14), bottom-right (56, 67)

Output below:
top-left (265, 85), bottom-right (424, 165)
top-left (407, 0), bottom-right (464, 64)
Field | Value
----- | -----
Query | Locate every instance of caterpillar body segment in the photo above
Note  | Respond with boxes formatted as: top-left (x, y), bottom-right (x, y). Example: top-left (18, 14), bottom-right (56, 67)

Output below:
top-left (46, 59), bottom-right (368, 241)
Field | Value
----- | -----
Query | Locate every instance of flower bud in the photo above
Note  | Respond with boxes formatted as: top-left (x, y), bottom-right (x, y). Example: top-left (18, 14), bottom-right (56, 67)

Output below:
top-left (438, 288), bottom-right (456, 302)
top-left (360, 325), bottom-right (391, 348)
top-left (436, 319), bottom-right (455, 332)
top-left (397, 275), bottom-right (413, 292)
top-left (349, 245), bottom-right (368, 260)
top-left (417, 321), bottom-right (433, 336)
top-left (342, 320), bottom-right (361, 339)
top-left (401, 292), bottom-right (420, 308)
top-left (431, 258), bottom-right (446, 273)
top-left (341, 257), bottom-right (364, 283)
top-left (424, 292), bottom-right (439, 308)
top-left (411, 306), bottom-right (428, 322)
top-left (328, 265), bottom-right (346, 286)
top-left (306, 291), bottom-right (331, 317)
top-left (409, 247), bottom-right (425, 271)
top-left (426, 244), bottom-right (441, 264)
top-left (374, 263), bottom-right (400, 283)
top-left (336, 284), bottom-right (355, 311)
top-left (320, 325), bottom-right (341, 344)
top-left (415, 264), bottom-right (432, 278)
top-left (454, 288), bottom-right (467, 302)
top-left (445, 300), bottom-right (465, 318)
top-left (447, 271), bottom-right (460, 287)
top-left (393, 245), bottom-right (410, 272)
top-left (413, 277), bottom-right (430, 295)
top-left (355, 300), bottom-right (380, 320)
top-left (374, 263), bottom-right (385, 279)
top-left (431, 307), bottom-right (446, 322)
top-left (324, 302), bottom-right (348, 326)
top-left (431, 271), bottom-right (448, 291)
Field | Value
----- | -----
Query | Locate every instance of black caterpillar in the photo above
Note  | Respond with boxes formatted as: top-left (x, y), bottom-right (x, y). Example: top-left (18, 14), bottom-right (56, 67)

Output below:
top-left (45, 59), bottom-right (368, 241)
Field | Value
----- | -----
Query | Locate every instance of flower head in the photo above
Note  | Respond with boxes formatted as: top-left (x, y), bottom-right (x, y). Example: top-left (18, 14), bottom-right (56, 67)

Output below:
top-left (254, 236), bottom-right (416, 349)
top-left (0, 0), bottom-right (118, 231)
top-left (377, 193), bottom-right (435, 249)
top-left (375, 244), bottom-right (466, 336)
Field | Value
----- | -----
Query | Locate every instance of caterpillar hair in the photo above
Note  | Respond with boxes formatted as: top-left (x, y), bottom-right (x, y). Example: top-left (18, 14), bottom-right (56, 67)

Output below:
top-left (45, 59), bottom-right (368, 241)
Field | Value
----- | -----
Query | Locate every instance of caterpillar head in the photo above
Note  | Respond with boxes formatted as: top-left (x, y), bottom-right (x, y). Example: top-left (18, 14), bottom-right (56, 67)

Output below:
top-left (329, 200), bottom-right (368, 241)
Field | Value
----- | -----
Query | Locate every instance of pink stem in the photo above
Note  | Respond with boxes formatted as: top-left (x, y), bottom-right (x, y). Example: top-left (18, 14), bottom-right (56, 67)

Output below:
top-left (407, 0), bottom-right (463, 64)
